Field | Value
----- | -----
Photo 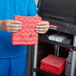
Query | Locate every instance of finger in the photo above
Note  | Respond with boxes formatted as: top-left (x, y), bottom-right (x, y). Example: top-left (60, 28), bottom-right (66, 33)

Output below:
top-left (36, 31), bottom-right (47, 34)
top-left (9, 24), bottom-right (22, 28)
top-left (38, 21), bottom-right (49, 25)
top-left (12, 30), bottom-right (20, 32)
top-left (8, 30), bottom-right (19, 32)
top-left (36, 29), bottom-right (48, 34)
top-left (3, 27), bottom-right (21, 32)
top-left (8, 28), bottom-right (21, 32)
top-left (11, 27), bottom-right (22, 30)
top-left (35, 28), bottom-right (48, 31)
top-left (5, 29), bottom-right (19, 32)
top-left (36, 25), bottom-right (49, 29)
top-left (10, 20), bottom-right (22, 24)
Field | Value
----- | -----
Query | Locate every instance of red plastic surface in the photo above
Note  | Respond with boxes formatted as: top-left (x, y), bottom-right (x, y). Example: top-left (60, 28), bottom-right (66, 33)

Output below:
top-left (50, 24), bottom-right (57, 29)
top-left (12, 16), bottom-right (41, 45)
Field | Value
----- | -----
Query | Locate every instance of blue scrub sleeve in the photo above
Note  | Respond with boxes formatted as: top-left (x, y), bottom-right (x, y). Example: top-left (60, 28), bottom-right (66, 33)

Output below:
top-left (28, 0), bottom-right (38, 16)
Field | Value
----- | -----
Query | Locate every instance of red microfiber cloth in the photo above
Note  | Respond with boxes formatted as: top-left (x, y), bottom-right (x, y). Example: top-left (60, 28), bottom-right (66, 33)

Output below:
top-left (12, 16), bottom-right (41, 45)
top-left (40, 66), bottom-right (64, 75)
top-left (40, 54), bottom-right (66, 75)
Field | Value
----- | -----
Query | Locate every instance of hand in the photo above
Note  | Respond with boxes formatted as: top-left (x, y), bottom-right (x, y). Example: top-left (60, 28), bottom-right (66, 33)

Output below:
top-left (0, 20), bottom-right (22, 32)
top-left (36, 21), bottom-right (49, 34)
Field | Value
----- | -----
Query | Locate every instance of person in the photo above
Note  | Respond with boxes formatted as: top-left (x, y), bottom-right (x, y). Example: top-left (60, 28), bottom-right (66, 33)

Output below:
top-left (0, 0), bottom-right (49, 76)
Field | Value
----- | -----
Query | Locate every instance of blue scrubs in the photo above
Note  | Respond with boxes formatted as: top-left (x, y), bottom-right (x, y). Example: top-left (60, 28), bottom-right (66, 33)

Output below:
top-left (0, 55), bottom-right (26, 76)
top-left (0, 0), bottom-right (38, 76)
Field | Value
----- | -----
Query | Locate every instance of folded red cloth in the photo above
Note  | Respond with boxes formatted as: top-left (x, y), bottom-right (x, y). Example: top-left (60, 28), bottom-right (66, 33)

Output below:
top-left (41, 54), bottom-right (66, 69)
top-left (40, 54), bottom-right (66, 75)
top-left (40, 66), bottom-right (64, 75)
top-left (40, 63), bottom-right (65, 72)
top-left (12, 16), bottom-right (41, 45)
top-left (41, 62), bottom-right (65, 70)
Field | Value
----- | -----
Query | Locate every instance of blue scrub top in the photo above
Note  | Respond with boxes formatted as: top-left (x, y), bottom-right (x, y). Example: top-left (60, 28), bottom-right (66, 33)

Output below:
top-left (0, 0), bottom-right (38, 58)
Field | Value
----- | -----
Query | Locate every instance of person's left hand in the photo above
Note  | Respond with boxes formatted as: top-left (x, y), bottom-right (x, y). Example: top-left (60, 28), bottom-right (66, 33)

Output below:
top-left (35, 21), bottom-right (49, 34)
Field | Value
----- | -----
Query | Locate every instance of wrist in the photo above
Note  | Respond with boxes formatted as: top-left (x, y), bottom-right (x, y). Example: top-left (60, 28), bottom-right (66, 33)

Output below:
top-left (0, 21), bottom-right (2, 29)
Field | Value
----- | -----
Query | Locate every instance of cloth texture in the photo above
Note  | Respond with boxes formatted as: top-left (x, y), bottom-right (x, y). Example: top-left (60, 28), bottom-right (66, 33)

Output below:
top-left (12, 16), bottom-right (41, 45)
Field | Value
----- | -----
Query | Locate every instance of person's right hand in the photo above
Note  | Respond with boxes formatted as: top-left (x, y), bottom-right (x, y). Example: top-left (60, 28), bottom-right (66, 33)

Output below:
top-left (0, 20), bottom-right (22, 32)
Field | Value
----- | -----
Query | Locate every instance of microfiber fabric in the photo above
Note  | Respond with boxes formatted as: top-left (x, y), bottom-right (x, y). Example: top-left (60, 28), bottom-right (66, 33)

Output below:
top-left (40, 63), bottom-right (65, 72)
top-left (40, 66), bottom-right (64, 75)
top-left (12, 16), bottom-right (41, 45)
top-left (41, 54), bottom-right (66, 69)
top-left (40, 54), bottom-right (66, 75)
